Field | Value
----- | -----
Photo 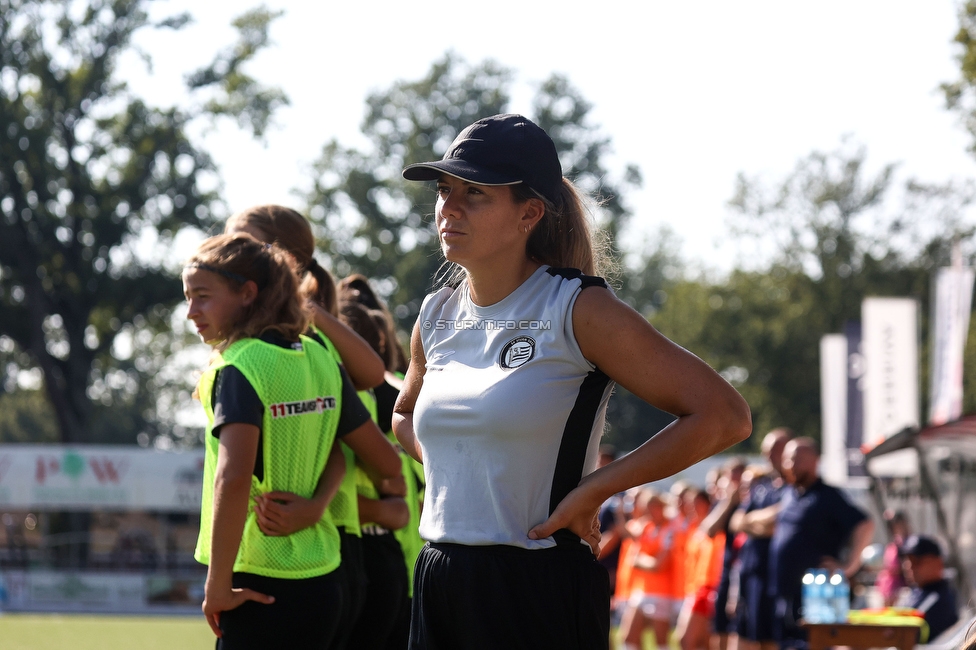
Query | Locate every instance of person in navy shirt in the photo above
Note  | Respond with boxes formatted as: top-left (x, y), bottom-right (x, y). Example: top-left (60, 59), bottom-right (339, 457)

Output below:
top-left (596, 445), bottom-right (625, 595)
top-left (769, 438), bottom-right (875, 650)
top-left (730, 428), bottom-right (792, 650)
top-left (901, 535), bottom-right (959, 641)
top-left (701, 457), bottom-right (747, 650)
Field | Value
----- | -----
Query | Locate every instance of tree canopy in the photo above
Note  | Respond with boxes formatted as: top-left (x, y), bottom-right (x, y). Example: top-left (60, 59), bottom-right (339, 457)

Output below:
top-left (944, 0), bottom-right (976, 158)
top-left (4, 6), bottom-right (976, 456)
top-left (300, 53), bottom-right (641, 329)
top-left (0, 0), bottom-right (285, 444)
top-left (659, 143), bottom-right (976, 441)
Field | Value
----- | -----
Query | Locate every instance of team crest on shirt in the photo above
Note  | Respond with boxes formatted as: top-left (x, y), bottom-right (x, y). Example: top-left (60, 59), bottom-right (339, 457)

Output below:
top-left (499, 336), bottom-right (536, 369)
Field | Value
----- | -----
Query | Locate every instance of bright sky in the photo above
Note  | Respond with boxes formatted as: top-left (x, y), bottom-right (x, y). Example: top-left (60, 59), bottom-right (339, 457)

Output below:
top-left (123, 0), bottom-right (976, 273)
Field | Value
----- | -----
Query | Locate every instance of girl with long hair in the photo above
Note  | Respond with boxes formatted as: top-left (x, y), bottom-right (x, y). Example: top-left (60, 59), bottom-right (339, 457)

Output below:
top-left (185, 233), bottom-right (401, 649)
top-left (224, 204), bottom-right (386, 390)
top-left (222, 207), bottom-right (403, 650)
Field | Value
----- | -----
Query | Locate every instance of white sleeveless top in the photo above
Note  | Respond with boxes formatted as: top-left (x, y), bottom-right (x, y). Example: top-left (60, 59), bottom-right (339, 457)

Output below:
top-left (414, 265), bottom-right (615, 549)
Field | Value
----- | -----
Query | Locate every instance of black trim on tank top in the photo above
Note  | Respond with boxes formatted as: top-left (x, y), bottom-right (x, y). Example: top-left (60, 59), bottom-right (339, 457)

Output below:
top-left (548, 367), bottom-right (612, 547)
top-left (545, 266), bottom-right (608, 290)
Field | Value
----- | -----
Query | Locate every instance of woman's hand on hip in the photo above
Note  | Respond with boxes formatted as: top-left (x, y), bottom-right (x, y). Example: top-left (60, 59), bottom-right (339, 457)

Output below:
top-left (527, 484), bottom-right (602, 555)
top-left (202, 578), bottom-right (274, 637)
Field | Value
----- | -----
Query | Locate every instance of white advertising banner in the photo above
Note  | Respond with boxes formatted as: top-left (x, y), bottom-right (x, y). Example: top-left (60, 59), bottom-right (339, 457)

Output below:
top-left (0, 570), bottom-right (203, 613)
top-left (930, 266), bottom-right (975, 426)
top-left (862, 298), bottom-right (919, 476)
top-left (0, 445), bottom-right (204, 512)
top-left (820, 334), bottom-right (849, 486)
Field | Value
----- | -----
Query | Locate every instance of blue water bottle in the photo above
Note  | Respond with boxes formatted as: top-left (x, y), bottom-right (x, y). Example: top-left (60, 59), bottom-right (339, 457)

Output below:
top-left (831, 572), bottom-right (850, 623)
top-left (820, 571), bottom-right (836, 623)
top-left (802, 570), bottom-right (818, 622)
top-left (815, 570), bottom-right (834, 623)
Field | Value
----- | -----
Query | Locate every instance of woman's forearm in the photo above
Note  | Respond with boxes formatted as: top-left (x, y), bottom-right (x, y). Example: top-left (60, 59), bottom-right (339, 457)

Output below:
top-left (391, 320), bottom-right (426, 464)
top-left (311, 440), bottom-right (347, 512)
top-left (358, 495), bottom-right (410, 530)
top-left (208, 439), bottom-right (256, 590)
top-left (579, 412), bottom-right (746, 511)
top-left (392, 413), bottom-right (423, 463)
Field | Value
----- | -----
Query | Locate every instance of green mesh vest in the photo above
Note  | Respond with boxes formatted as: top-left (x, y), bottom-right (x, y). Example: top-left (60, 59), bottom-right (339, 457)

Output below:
top-left (306, 327), bottom-right (362, 537)
top-left (194, 335), bottom-right (343, 579)
top-left (354, 381), bottom-right (427, 597)
top-left (326, 387), bottom-right (376, 537)
top-left (329, 442), bottom-right (361, 536)
top-left (354, 389), bottom-right (381, 502)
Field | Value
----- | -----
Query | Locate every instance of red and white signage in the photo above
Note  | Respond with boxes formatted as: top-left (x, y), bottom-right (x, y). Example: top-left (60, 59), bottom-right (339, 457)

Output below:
top-left (0, 445), bottom-right (204, 512)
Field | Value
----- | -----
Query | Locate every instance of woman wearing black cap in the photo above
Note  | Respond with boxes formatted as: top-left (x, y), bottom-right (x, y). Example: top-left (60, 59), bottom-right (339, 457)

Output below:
top-left (394, 113), bottom-right (751, 649)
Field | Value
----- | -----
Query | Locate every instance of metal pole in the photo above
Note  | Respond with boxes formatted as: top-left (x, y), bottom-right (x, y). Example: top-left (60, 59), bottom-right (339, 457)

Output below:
top-left (912, 440), bottom-right (971, 602)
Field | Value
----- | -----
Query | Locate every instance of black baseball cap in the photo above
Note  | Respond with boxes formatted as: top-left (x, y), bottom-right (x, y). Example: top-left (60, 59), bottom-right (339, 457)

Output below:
top-left (901, 535), bottom-right (942, 558)
top-left (402, 114), bottom-right (562, 204)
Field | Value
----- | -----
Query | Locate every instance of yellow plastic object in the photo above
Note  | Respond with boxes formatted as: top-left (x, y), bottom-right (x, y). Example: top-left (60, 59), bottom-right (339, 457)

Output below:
top-left (847, 608), bottom-right (930, 643)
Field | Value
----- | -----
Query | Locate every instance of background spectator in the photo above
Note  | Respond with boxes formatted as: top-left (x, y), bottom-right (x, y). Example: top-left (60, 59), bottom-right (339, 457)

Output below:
top-left (876, 510), bottom-right (910, 607)
top-left (901, 534), bottom-right (959, 641)
top-left (730, 428), bottom-right (791, 650)
top-left (769, 438), bottom-right (874, 650)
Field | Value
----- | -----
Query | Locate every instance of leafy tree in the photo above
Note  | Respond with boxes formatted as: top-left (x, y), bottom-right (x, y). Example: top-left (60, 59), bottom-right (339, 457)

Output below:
top-left (0, 0), bottom-right (285, 444)
top-left (688, 142), bottom-right (976, 442)
top-left (604, 227), bottom-right (685, 452)
top-left (301, 53), bottom-right (510, 326)
top-left (0, 382), bottom-right (59, 443)
top-left (944, 0), bottom-right (976, 157)
top-left (301, 53), bottom-right (641, 328)
top-left (531, 74), bottom-right (641, 250)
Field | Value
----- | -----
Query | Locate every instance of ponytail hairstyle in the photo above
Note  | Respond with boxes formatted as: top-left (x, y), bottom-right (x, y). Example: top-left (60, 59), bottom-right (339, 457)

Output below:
top-left (225, 204), bottom-right (338, 316)
top-left (513, 177), bottom-right (609, 277)
top-left (338, 274), bottom-right (409, 373)
top-left (337, 274), bottom-right (382, 311)
top-left (184, 233), bottom-right (309, 351)
top-left (337, 300), bottom-right (383, 358)
top-left (367, 309), bottom-right (394, 370)
top-left (370, 308), bottom-right (410, 374)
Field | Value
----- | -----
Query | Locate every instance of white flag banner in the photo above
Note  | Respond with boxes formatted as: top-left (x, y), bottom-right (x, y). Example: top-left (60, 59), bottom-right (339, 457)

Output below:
top-left (820, 335), bottom-right (848, 486)
top-left (862, 298), bottom-right (919, 476)
top-left (930, 267), bottom-right (975, 426)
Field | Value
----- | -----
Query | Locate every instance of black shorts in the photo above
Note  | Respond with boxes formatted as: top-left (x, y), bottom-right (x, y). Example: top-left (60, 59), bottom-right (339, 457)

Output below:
top-left (735, 572), bottom-right (776, 641)
top-left (216, 571), bottom-right (343, 650)
top-left (713, 566), bottom-right (733, 634)
top-left (410, 541), bottom-right (610, 650)
top-left (332, 530), bottom-right (367, 650)
top-left (348, 531), bottom-right (409, 649)
top-left (773, 591), bottom-right (805, 650)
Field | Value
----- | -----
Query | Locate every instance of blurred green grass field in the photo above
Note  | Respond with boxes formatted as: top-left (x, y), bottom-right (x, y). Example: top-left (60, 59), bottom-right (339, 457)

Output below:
top-left (0, 614), bottom-right (677, 650)
top-left (0, 614), bottom-right (214, 650)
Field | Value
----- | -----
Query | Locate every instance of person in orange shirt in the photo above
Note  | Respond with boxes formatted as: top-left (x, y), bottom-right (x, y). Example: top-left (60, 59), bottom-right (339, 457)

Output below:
top-left (620, 489), bottom-right (676, 650)
top-left (670, 482), bottom-right (696, 611)
top-left (677, 489), bottom-right (724, 650)
top-left (615, 487), bottom-right (646, 608)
